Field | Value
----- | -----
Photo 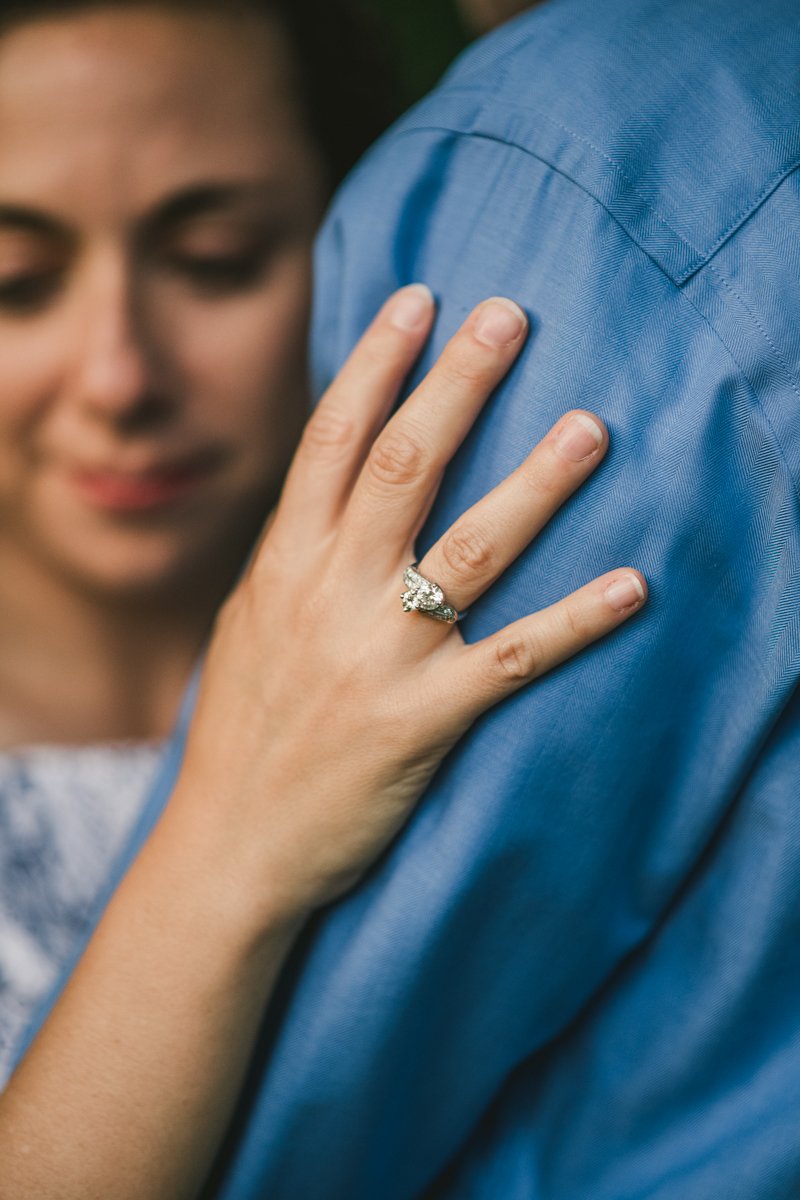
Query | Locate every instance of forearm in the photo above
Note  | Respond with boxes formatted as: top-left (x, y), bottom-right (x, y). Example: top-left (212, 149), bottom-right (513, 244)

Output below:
top-left (0, 779), bottom-right (306, 1200)
top-left (0, 289), bottom-right (647, 1198)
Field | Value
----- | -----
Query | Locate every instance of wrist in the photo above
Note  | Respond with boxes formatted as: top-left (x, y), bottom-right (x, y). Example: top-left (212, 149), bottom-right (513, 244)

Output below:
top-left (151, 770), bottom-right (318, 940)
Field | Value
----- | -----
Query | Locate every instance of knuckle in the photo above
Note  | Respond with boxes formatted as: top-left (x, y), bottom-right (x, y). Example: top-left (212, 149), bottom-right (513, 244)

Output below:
top-left (360, 329), bottom-right (404, 368)
top-left (443, 351), bottom-right (487, 388)
top-left (495, 631), bottom-right (539, 680)
top-left (519, 458), bottom-right (562, 500)
top-left (441, 523), bottom-right (495, 580)
top-left (301, 405), bottom-right (355, 457)
top-left (561, 600), bottom-right (588, 642)
top-left (368, 427), bottom-right (425, 488)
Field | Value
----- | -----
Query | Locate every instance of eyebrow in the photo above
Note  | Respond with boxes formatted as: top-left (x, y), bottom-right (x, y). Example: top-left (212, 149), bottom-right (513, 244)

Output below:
top-left (0, 181), bottom-right (284, 243)
top-left (145, 182), bottom-right (283, 229)
top-left (0, 204), bottom-right (68, 238)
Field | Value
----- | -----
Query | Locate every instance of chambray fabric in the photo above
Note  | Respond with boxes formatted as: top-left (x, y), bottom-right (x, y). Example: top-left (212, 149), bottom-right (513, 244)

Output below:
top-left (20, 1), bottom-right (800, 1196)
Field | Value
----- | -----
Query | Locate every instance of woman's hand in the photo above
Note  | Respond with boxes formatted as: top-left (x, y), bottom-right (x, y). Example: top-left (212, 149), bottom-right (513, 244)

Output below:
top-left (178, 285), bottom-right (646, 920)
top-left (0, 287), bottom-right (646, 1200)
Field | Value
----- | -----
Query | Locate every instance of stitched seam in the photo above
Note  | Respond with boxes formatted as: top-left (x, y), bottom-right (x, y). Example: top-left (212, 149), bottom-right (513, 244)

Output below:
top-left (676, 284), bottom-right (800, 509)
top-left (388, 123), bottom-right (800, 502)
top-left (704, 262), bottom-right (800, 402)
top-left (696, 155), bottom-right (800, 264)
top-left (389, 124), bottom-right (694, 283)
top-left (535, 112), bottom-right (702, 260)
top-left (394, 105), bottom-right (800, 284)
top-left (535, 111), bottom-right (800, 273)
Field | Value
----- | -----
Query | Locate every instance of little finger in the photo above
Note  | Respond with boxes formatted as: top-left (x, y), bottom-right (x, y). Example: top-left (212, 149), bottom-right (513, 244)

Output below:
top-left (440, 569), bottom-right (647, 720)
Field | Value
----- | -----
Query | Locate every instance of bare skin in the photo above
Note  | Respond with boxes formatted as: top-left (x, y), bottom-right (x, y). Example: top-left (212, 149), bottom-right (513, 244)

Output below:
top-left (0, 286), bottom-right (647, 1198)
top-left (457, 0), bottom-right (541, 34)
top-left (0, 8), bottom-right (326, 747)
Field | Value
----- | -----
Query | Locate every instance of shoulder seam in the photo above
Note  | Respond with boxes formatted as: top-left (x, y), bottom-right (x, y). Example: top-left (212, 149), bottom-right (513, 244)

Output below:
top-left (676, 282), bottom-right (800, 510)
top-left (705, 262), bottom-right (800, 403)
top-left (534, 110), bottom-right (800, 283)
top-left (535, 111), bottom-right (702, 266)
top-left (389, 115), bottom-right (800, 286)
top-left (389, 122), bottom-right (689, 283)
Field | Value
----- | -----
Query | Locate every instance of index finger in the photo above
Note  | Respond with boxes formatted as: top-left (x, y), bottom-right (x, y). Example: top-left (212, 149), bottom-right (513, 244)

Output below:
top-left (274, 285), bottom-right (436, 546)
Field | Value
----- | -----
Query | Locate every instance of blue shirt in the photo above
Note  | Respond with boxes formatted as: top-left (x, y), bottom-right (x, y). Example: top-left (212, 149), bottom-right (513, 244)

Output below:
top-left (22, 1), bottom-right (800, 1196)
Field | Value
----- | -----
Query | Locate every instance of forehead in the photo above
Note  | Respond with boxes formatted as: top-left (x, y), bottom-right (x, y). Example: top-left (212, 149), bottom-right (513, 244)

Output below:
top-left (0, 7), bottom-right (310, 221)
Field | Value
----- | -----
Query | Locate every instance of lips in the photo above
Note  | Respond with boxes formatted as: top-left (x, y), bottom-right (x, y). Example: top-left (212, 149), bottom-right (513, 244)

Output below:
top-left (69, 457), bottom-right (218, 512)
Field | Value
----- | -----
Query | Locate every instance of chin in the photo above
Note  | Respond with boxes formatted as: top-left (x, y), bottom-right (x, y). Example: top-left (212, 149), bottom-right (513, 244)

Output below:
top-left (54, 535), bottom-right (210, 599)
top-left (31, 507), bottom-right (235, 600)
top-left (22, 481), bottom-right (264, 602)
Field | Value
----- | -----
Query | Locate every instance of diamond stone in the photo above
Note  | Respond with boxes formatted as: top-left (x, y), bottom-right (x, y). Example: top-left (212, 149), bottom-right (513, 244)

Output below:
top-left (401, 566), bottom-right (448, 616)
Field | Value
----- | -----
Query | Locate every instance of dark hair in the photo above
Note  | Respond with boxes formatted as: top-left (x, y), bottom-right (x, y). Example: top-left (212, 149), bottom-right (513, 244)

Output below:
top-left (0, 0), bottom-right (404, 186)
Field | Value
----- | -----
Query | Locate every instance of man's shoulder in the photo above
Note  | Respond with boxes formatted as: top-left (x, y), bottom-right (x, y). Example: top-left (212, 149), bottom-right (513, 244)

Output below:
top-left (390, 0), bottom-right (800, 285)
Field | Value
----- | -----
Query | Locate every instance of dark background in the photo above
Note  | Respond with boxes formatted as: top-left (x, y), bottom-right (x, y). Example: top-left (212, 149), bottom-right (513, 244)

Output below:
top-left (362, 0), bottom-right (473, 105)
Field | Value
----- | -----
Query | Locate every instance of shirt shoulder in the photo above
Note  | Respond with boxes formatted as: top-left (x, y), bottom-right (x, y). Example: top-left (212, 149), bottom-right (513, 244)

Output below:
top-left (315, 0), bottom-right (800, 483)
top-left (384, 0), bottom-right (800, 285)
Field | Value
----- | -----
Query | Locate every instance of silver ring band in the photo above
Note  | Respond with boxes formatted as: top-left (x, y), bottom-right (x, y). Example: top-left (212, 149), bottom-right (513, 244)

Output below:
top-left (401, 564), bottom-right (458, 623)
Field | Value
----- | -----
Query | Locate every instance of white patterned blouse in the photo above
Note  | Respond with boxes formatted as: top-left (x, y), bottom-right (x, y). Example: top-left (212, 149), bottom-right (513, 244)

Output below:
top-left (0, 742), bottom-right (165, 1088)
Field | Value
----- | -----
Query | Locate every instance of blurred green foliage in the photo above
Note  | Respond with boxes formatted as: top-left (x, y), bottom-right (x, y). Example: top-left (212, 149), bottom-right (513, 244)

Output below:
top-left (361, 0), bottom-right (472, 105)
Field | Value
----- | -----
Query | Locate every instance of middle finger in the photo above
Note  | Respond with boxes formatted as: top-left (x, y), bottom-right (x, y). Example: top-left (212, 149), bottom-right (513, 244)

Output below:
top-left (340, 297), bottom-right (528, 571)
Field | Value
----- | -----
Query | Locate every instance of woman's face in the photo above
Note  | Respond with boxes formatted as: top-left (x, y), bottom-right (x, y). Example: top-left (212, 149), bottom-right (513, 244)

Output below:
top-left (0, 6), bottom-right (326, 596)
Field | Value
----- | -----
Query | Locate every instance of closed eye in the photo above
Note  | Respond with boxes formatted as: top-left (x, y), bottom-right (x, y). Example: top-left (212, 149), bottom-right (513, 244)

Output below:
top-left (161, 248), bottom-right (269, 294)
top-left (0, 267), bottom-right (66, 315)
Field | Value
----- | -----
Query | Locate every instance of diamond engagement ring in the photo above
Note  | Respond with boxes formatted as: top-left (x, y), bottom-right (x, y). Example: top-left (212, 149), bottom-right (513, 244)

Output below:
top-left (401, 564), bottom-right (458, 623)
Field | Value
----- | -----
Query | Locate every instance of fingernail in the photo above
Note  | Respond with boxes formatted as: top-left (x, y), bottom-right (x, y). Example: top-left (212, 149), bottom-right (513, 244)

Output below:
top-left (389, 284), bottom-right (434, 332)
top-left (555, 413), bottom-right (603, 462)
top-left (474, 298), bottom-right (527, 347)
top-left (605, 574), bottom-right (645, 612)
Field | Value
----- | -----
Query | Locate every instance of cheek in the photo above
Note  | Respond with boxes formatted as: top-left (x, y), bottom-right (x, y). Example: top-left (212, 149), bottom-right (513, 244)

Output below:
top-left (0, 319), bottom-right (68, 486)
top-left (156, 250), bottom-right (311, 453)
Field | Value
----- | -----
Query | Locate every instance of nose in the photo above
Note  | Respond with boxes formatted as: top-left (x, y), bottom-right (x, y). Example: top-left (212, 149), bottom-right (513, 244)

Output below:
top-left (70, 247), bottom-right (172, 432)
